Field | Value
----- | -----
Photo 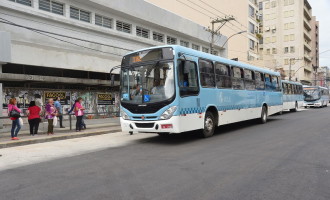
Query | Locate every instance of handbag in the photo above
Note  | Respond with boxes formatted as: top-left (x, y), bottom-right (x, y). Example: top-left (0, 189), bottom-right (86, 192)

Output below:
top-left (19, 118), bottom-right (24, 126)
top-left (53, 116), bottom-right (58, 126)
top-left (8, 108), bottom-right (21, 118)
top-left (77, 109), bottom-right (83, 116)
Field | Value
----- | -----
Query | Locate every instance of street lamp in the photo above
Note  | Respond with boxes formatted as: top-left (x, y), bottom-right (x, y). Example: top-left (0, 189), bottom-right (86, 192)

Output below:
top-left (289, 58), bottom-right (303, 81)
top-left (221, 31), bottom-right (247, 48)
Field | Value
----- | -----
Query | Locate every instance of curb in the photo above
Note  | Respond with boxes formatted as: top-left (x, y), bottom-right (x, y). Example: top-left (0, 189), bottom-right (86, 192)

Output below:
top-left (0, 127), bottom-right (122, 149)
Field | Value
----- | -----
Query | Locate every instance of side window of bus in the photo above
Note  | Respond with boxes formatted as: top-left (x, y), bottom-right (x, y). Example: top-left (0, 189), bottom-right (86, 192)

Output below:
top-left (232, 67), bottom-right (244, 90)
top-left (178, 60), bottom-right (200, 97)
top-left (282, 83), bottom-right (287, 94)
top-left (255, 72), bottom-right (265, 90)
top-left (199, 59), bottom-right (215, 88)
top-left (272, 76), bottom-right (279, 91)
top-left (265, 74), bottom-right (272, 91)
top-left (215, 63), bottom-right (232, 88)
top-left (244, 69), bottom-right (256, 90)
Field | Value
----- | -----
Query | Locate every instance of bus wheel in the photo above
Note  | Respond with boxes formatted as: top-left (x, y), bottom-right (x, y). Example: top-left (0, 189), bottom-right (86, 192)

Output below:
top-left (290, 102), bottom-right (298, 112)
top-left (260, 106), bottom-right (268, 124)
top-left (202, 112), bottom-right (215, 138)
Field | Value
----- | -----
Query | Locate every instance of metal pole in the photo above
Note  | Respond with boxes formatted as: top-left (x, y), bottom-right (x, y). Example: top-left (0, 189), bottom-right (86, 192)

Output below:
top-left (69, 114), bottom-right (72, 130)
top-left (289, 59), bottom-right (292, 81)
top-left (210, 22), bottom-right (215, 55)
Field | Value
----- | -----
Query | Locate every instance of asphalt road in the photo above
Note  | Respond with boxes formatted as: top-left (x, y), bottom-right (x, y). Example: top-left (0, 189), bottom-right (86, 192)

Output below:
top-left (1, 107), bottom-right (330, 200)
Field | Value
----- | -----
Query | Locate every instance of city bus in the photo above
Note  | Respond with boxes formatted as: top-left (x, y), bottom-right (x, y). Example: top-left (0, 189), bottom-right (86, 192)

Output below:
top-left (118, 45), bottom-right (283, 137)
top-left (281, 80), bottom-right (304, 112)
top-left (303, 86), bottom-right (329, 108)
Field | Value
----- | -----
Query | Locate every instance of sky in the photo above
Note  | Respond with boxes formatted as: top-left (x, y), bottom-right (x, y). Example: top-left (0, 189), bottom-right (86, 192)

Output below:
top-left (309, 0), bottom-right (330, 67)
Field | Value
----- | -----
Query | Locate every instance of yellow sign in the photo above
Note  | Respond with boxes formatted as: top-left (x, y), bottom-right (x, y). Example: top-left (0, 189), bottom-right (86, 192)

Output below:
top-left (97, 93), bottom-right (115, 105)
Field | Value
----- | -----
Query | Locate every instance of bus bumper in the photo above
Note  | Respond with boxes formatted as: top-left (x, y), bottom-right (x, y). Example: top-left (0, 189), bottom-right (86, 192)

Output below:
top-left (120, 116), bottom-right (181, 134)
top-left (303, 102), bottom-right (322, 107)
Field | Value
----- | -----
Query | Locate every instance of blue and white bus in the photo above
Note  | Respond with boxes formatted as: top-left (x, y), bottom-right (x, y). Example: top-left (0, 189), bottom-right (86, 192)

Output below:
top-left (119, 45), bottom-right (283, 137)
top-left (303, 86), bottom-right (329, 108)
top-left (281, 80), bottom-right (304, 112)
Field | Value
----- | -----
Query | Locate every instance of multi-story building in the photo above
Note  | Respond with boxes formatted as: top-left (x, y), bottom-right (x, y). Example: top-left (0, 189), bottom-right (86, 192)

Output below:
top-left (147, 0), bottom-right (261, 63)
top-left (311, 16), bottom-right (319, 84)
top-left (261, 0), bottom-right (317, 85)
top-left (0, 0), bottom-right (227, 127)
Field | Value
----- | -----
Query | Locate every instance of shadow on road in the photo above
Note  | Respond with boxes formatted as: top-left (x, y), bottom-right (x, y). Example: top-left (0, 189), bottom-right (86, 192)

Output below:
top-left (135, 118), bottom-right (280, 146)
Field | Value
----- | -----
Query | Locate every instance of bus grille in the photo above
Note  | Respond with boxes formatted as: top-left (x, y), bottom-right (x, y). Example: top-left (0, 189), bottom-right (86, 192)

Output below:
top-left (135, 123), bottom-right (155, 128)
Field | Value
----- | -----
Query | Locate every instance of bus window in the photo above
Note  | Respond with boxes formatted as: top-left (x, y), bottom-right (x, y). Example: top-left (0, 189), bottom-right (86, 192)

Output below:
top-left (265, 74), bottom-right (272, 91)
top-left (199, 59), bottom-right (215, 88)
top-left (232, 67), bottom-right (244, 90)
top-left (215, 63), bottom-right (232, 88)
top-left (272, 76), bottom-right (280, 91)
top-left (244, 69), bottom-right (256, 90)
top-left (178, 60), bottom-right (199, 97)
top-left (255, 72), bottom-right (265, 90)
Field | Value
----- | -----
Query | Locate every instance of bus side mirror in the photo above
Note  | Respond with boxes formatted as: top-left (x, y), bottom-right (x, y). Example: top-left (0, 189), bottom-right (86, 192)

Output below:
top-left (110, 74), bottom-right (115, 87)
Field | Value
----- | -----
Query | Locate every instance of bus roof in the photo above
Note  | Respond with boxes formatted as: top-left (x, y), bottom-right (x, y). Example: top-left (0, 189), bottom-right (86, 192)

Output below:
top-left (281, 80), bottom-right (303, 86)
top-left (303, 85), bottom-right (329, 90)
top-left (124, 45), bottom-right (281, 77)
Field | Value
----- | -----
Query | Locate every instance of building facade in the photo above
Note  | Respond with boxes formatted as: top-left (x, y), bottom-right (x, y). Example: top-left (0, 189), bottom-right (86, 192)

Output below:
top-left (147, 0), bottom-right (261, 63)
top-left (261, 0), bottom-right (318, 85)
top-left (0, 0), bottom-right (227, 126)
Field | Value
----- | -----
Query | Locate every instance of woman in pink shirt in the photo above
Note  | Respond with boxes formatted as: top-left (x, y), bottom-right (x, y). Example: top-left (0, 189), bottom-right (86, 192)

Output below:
top-left (74, 97), bottom-right (85, 132)
top-left (8, 98), bottom-right (22, 140)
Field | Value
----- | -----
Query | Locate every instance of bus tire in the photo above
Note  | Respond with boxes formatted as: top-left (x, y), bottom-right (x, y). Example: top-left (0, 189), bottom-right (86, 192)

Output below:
top-left (260, 106), bottom-right (268, 124)
top-left (202, 111), bottom-right (215, 138)
top-left (290, 102), bottom-right (298, 112)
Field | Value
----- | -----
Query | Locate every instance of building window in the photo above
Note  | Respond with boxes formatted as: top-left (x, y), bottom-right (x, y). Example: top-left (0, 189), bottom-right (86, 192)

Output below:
top-left (265, 2), bottom-right (270, 9)
top-left (271, 1), bottom-right (276, 7)
top-left (249, 22), bottom-right (255, 34)
top-left (284, 47), bottom-right (289, 53)
top-left (271, 36), bottom-right (276, 43)
top-left (136, 26), bottom-right (150, 38)
top-left (95, 15), bottom-right (113, 29)
top-left (70, 7), bottom-right (91, 23)
top-left (167, 36), bottom-right (177, 44)
top-left (259, 2), bottom-right (263, 10)
top-left (284, 35), bottom-right (289, 42)
top-left (290, 46), bottom-right (295, 53)
top-left (180, 40), bottom-right (189, 47)
top-left (192, 44), bottom-right (200, 51)
top-left (9, 0), bottom-right (32, 6)
top-left (290, 34), bottom-right (295, 41)
top-left (249, 39), bottom-right (255, 50)
top-left (272, 48), bottom-right (277, 54)
top-left (249, 5), bottom-right (255, 18)
top-left (202, 47), bottom-right (209, 53)
top-left (39, 0), bottom-right (64, 15)
top-left (116, 20), bottom-right (132, 33)
top-left (212, 51), bottom-right (219, 56)
top-left (153, 32), bottom-right (164, 43)
top-left (266, 49), bottom-right (271, 54)
top-left (284, 59), bottom-right (289, 65)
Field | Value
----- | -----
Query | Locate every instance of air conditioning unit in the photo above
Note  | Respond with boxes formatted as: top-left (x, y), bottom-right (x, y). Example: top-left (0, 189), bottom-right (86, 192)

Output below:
top-left (265, 27), bottom-right (270, 31)
top-left (271, 26), bottom-right (276, 30)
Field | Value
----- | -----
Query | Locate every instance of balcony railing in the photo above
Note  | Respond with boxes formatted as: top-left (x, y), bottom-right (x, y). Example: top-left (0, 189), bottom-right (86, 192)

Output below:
top-left (304, 42), bottom-right (312, 52)
top-left (304, 19), bottom-right (312, 31)
top-left (304, 30), bottom-right (312, 42)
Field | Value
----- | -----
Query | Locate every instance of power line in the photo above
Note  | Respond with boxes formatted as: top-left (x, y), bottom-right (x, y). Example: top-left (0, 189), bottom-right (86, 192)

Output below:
top-left (175, 0), bottom-right (214, 19)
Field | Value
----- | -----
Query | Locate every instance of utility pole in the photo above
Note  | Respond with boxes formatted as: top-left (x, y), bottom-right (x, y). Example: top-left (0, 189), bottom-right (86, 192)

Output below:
top-left (289, 58), bottom-right (303, 81)
top-left (209, 16), bottom-right (235, 55)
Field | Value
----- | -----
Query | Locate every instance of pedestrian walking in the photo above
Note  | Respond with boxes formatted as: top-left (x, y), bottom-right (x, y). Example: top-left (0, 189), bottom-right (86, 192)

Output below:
top-left (45, 98), bottom-right (57, 135)
top-left (54, 97), bottom-right (65, 128)
top-left (27, 101), bottom-right (41, 136)
top-left (74, 97), bottom-right (85, 132)
top-left (8, 98), bottom-right (22, 140)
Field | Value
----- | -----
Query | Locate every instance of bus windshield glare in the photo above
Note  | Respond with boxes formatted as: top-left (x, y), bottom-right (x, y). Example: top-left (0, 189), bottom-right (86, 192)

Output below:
top-left (120, 61), bottom-right (175, 104)
top-left (304, 88), bottom-right (320, 101)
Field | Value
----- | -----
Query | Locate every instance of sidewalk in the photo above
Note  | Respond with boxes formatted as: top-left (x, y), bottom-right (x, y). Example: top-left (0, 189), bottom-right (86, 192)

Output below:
top-left (0, 117), bottom-right (121, 149)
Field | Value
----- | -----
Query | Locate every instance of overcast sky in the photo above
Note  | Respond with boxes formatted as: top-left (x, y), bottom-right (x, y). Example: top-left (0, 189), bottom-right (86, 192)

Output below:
top-left (309, 0), bottom-right (330, 67)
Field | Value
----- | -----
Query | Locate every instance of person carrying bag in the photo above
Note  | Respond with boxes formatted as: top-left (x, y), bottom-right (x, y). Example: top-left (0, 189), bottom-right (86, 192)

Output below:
top-left (27, 101), bottom-right (41, 136)
top-left (74, 97), bottom-right (85, 132)
top-left (8, 98), bottom-right (22, 140)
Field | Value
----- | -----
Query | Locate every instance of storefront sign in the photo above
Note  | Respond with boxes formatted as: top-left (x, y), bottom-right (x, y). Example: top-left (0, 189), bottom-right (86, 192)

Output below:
top-left (97, 93), bottom-right (115, 105)
top-left (44, 92), bottom-right (70, 105)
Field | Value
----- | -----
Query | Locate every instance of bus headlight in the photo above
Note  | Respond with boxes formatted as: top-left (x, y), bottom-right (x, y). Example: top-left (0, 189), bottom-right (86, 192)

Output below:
top-left (160, 106), bottom-right (177, 120)
top-left (120, 110), bottom-right (130, 120)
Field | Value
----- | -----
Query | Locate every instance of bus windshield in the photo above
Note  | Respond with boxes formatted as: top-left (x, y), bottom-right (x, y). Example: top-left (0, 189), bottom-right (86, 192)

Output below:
top-left (121, 61), bottom-right (175, 104)
top-left (304, 88), bottom-right (320, 101)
